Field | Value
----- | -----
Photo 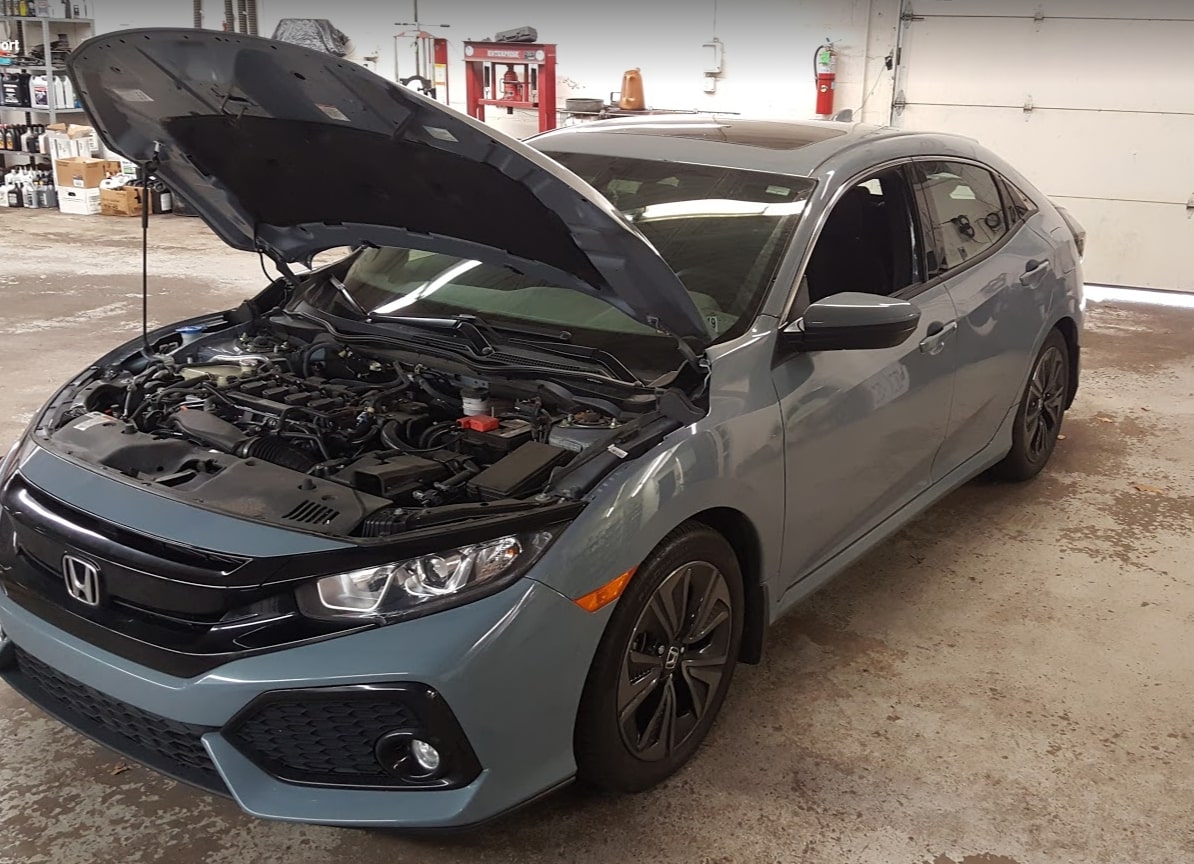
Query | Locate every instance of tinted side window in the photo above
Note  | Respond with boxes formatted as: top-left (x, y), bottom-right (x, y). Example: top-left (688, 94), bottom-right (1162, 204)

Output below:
top-left (912, 161), bottom-right (1008, 277)
top-left (803, 167), bottom-right (918, 305)
top-left (1002, 179), bottom-right (1038, 226)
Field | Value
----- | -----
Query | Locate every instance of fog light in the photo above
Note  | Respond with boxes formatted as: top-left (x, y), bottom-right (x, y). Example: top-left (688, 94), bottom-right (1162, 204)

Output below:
top-left (374, 730), bottom-right (446, 781)
top-left (411, 739), bottom-right (441, 774)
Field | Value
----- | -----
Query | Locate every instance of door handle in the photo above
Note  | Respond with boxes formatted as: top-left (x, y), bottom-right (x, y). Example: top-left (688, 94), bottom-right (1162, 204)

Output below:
top-left (1020, 258), bottom-right (1048, 286)
top-left (919, 320), bottom-right (958, 355)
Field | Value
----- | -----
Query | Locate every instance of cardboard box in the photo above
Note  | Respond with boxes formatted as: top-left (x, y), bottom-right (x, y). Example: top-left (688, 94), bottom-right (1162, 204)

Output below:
top-left (100, 186), bottom-right (146, 217)
top-left (54, 157), bottom-right (121, 189)
top-left (46, 124), bottom-right (98, 162)
top-left (99, 185), bottom-right (171, 217)
top-left (57, 186), bottom-right (102, 216)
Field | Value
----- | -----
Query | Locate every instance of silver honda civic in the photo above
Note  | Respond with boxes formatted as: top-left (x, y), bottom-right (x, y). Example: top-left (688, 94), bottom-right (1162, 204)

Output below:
top-left (0, 29), bottom-right (1083, 828)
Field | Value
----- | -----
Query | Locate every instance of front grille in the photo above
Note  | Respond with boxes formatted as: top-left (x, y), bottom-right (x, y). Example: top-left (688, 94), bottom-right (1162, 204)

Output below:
top-left (12, 478), bottom-right (246, 575)
top-left (228, 696), bottom-right (417, 779)
top-left (9, 648), bottom-right (225, 793)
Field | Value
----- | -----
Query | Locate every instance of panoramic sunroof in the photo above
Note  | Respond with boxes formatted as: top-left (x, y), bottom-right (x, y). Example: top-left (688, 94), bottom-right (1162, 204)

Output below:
top-left (581, 119), bottom-right (850, 150)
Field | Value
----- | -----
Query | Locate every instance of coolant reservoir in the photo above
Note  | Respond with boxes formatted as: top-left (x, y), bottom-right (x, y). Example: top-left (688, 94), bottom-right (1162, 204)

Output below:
top-left (618, 68), bottom-right (645, 110)
top-left (179, 364), bottom-right (250, 387)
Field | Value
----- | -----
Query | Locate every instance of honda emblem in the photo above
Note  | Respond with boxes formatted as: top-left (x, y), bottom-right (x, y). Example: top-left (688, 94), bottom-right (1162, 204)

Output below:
top-left (62, 555), bottom-right (101, 607)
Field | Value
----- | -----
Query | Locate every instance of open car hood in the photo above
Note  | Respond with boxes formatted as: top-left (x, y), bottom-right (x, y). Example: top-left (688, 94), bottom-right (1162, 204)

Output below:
top-left (67, 29), bottom-right (709, 339)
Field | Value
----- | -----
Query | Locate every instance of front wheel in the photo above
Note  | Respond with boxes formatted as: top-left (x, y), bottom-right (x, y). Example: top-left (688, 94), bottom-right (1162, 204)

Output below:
top-left (991, 328), bottom-right (1070, 481)
top-left (574, 522), bottom-right (743, 793)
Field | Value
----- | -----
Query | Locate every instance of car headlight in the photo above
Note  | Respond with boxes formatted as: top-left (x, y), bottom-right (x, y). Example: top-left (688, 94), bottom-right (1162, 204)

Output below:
top-left (296, 529), bottom-right (557, 623)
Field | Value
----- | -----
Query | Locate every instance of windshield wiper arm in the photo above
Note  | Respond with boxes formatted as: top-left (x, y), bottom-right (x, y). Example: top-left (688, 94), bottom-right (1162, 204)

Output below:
top-left (475, 319), bottom-right (572, 343)
top-left (369, 314), bottom-right (496, 355)
top-left (328, 274), bottom-right (372, 321)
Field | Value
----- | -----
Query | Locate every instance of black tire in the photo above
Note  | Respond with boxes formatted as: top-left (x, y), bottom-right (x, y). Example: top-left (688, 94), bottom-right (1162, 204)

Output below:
top-left (575, 522), bottom-right (744, 793)
top-left (990, 328), bottom-right (1070, 482)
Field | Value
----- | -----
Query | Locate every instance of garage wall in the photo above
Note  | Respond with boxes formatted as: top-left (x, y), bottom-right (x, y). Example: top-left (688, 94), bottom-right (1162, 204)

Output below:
top-left (893, 0), bottom-right (1194, 291)
top-left (91, 0), bottom-right (901, 135)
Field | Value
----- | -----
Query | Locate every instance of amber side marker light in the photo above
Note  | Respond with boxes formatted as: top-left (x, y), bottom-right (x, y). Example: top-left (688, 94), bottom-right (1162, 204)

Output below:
top-left (573, 567), bottom-right (637, 613)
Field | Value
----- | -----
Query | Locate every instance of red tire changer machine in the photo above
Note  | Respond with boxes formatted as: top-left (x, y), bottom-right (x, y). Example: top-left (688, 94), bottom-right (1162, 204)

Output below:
top-left (462, 40), bottom-right (558, 133)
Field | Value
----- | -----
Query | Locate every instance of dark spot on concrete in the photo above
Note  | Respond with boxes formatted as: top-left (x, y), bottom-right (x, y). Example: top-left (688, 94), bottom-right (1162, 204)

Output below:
top-left (1059, 488), bottom-right (1194, 566)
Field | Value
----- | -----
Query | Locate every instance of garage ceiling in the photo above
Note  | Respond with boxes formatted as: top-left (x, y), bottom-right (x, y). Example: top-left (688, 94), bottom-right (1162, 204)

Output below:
top-left (894, 0), bottom-right (1194, 291)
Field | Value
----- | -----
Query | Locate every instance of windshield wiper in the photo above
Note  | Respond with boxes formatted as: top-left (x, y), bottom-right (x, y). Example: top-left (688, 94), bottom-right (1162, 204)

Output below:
top-left (367, 314), bottom-right (496, 355)
top-left (328, 274), bottom-right (372, 321)
top-left (473, 319), bottom-right (573, 344)
top-left (371, 312), bottom-right (639, 382)
top-left (442, 314), bottom-right (642, 382)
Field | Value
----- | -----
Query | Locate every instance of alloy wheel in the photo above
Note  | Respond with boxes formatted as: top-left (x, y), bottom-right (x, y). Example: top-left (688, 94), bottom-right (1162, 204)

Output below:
top-left (1025, 345), bottom-right (1067, 461)
top-left (616, 561), bottom-right (734, 762)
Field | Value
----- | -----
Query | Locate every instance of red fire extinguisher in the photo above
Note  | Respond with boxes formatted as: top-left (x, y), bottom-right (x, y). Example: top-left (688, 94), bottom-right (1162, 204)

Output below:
top-left (814, 41), bottom-right (838, 116)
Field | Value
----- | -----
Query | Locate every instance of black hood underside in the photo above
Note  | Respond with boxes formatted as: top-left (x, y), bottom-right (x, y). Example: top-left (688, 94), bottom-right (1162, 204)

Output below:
top-left (65, 29), bottom-right (709, 339)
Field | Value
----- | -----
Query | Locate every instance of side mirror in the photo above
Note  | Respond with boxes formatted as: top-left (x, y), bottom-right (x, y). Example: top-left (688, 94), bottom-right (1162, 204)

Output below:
top-left (782, 292), bottom-right (921, 351)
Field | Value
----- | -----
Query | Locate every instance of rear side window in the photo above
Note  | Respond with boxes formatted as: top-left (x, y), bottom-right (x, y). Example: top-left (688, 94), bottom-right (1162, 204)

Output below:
top-left (912, 161), bottom-right (1009, 278)
top-left (1002, 180), bottom-right (1038, 226)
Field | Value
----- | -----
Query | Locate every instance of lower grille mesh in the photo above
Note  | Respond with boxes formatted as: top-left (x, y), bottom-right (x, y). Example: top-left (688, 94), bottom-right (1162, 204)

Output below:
top-left (13, 648), bottom-right (221, 783)
top-left (228, 697), bottom-right (418, 778)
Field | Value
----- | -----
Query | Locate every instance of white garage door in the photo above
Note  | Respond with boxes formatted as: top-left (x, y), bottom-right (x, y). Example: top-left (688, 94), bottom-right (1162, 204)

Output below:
top-left (893, 0), bottom-right (1194, 291)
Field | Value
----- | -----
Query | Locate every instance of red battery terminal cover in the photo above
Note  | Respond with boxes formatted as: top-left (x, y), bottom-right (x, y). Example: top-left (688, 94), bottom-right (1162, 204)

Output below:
top-left (458, 415), bottom-right (501, 432)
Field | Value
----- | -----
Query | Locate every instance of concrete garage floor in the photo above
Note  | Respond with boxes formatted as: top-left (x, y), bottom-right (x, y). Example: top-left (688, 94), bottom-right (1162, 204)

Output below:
top-left (1, 212), bottom-right (1192, 864)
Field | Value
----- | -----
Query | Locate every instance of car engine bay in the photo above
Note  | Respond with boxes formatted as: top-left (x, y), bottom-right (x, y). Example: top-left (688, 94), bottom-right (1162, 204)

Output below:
top-left (40, 317), bottom-right (698, 539)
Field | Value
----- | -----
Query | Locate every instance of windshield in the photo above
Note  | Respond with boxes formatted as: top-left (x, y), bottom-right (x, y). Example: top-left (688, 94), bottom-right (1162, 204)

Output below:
top-left (296, 154), bottom-right (812, 374)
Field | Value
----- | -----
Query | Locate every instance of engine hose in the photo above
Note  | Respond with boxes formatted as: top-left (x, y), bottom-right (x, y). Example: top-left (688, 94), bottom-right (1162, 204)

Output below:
top-left (416, 378), bottom-right (463, 412)
top-left (419, 421), bottom-right (461, 450)
top-left (434, 463), bottom-right (480, 492)
top-left (379, 420), bottom-right (408, 451)
top-left (236, 437), bottom-right (318, 472)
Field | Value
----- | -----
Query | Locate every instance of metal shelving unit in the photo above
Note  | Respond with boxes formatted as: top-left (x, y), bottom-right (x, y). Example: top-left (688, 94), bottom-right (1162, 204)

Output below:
top-left (1, 15), bottom-right (92, 160)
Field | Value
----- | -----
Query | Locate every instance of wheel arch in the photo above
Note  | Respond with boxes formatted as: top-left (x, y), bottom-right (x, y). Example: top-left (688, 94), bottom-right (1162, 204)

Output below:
top-left (689, 507), bottom-right (768, 665)
top-left (1053, 315), bottom-right (1080, 408)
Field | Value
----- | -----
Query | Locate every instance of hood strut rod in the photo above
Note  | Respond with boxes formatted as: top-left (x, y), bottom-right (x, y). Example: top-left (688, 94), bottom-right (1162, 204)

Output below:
top-left (138, 145), bottom-right (161, 357)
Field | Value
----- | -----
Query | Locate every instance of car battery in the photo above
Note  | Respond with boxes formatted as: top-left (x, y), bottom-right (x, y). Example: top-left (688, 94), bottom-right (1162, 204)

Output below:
top-left (458, 416), bottom-right (536, 460)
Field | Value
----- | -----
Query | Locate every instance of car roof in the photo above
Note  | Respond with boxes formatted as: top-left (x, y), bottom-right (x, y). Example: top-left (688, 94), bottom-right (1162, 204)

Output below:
top-left (529, 115), bottom-right (977, 178)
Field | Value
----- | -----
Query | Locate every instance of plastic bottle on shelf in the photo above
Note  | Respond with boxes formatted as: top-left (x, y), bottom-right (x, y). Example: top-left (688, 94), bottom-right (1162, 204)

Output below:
top-left (30, 75), bottom-right (49, 108)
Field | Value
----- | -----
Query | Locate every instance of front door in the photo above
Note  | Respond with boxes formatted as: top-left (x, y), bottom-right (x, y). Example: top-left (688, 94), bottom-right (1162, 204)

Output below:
top-left (771, 167), bottom-right (958, 590)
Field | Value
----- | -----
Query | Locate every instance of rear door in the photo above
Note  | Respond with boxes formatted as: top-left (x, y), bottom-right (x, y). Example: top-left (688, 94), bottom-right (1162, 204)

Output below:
top-left (910, 159), bottom-right (1054, 475)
